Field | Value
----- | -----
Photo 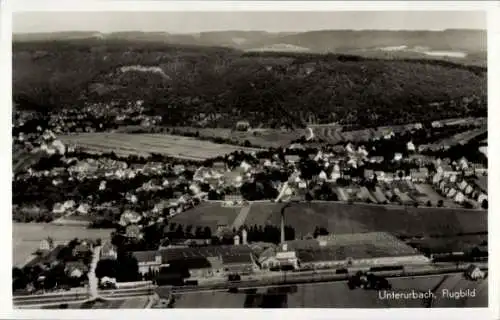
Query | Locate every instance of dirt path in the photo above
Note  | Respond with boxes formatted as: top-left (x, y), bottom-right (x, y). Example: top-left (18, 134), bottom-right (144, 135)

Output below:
top-left (231, 203), bottom-right (252, 230)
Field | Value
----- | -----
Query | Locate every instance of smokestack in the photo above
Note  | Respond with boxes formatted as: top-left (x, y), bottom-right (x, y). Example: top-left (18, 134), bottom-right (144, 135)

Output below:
top-left (242, 229), bottom-right (248, 245)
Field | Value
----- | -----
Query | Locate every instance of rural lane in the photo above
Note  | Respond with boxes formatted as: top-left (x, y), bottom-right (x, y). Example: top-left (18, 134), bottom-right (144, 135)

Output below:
top-left (88, 246), bottom-right (101, 299)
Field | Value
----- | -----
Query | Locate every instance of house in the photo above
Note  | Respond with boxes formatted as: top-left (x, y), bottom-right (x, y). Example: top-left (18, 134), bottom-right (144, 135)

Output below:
top-left (224, 194), bottom-right (243, 203)
top-left (431, 121), bottom-right (443, 128)
top-left (369, 156), bottom-right (384, 164)
top-left (119, 210), bottom-right (142, 226)
top-left (285, 155), bottom-right (300, 164)
top-left (132, 251), bottom-right (162, 275)
top-left (437, 164), bottom-right (455, 178)
top-left (393, 153), bottom-right (403, 162)
top-left (407, 141), bottom-right (416, 152)
top-left (76, 203), bottom-right (90, 215)
top-left (464, 185), bottom-right (474, 195)
top-left (52, 203), bottom-right (66, 215)
top-left (458, 157), bottom-right (469, 170)
top-left (465, 265), bottom-right (485, 280)
top-left (363, 169), bottom-right (374, 180)
top-left (235, 121), bottom-right (250, 131)
top-left (454, 191), bottom-right (465, 203)
top-left (212, 161), bottom-right (227, 172)
top-left (221, 253), bottom-right (257, 275)
top-left (126, 224), bottom-right (143, 239)
top-left (100, 242), bottom-right (118, 260)
top-left (375, 171), bottom-right (393, 182)
top-left (477, 193), bottom-right (487, 204)
top-left (447, 188), bottom-right (458, 198)
top-left (65, 261), bottom-right (89, 279)
top-left (240, 161), bottom-right (252, 172)
top-left (318, 171), bottom-right (327, 180)
top-left (458, 180), bottom-right (468, 191)
top-left (410, 168), bottom-right (428, 182)
top-left (39, 238), bottom-right (54, 251)
top-left (72, 243), bottom-right (92, 258)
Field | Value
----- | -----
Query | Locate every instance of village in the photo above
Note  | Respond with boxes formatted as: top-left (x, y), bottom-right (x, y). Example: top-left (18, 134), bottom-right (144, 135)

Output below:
top-left (12, 101), bottom-right (488, 297)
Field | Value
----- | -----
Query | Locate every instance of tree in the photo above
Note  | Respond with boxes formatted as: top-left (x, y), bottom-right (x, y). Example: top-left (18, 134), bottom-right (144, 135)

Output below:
top-left (185, 225), bottom-right (193, 238)
top-left (318, 227), bottom-right (329, 236)
top-left (195, 226), bottom-right (203, 239)
top-left (175, 225), bottom-right (184, 239)
top-left (95, 260), bottom-right (117, 279)
top-left (203, 226), bottom-right (212, 239)
top-left (426, 200), bottom-right (432, 207)
top-left (481, 199), bottom-right (488, 209)
top-left (116, 253), bottom-right (139, 282)
top-left (437, 199), bottom-right (444, 207)
top-left (313, 226), bottom-right (320, 238)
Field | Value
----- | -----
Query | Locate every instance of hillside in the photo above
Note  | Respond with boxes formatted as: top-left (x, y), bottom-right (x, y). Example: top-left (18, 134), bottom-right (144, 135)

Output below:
top-left (13, 29), bottom-right (487, 65)
top-left (13, 39), bottom-right (487, 128)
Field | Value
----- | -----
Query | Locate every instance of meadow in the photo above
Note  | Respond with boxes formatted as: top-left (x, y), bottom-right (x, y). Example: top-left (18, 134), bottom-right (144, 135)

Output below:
top-left (59, 133), bottom-right (263, 161)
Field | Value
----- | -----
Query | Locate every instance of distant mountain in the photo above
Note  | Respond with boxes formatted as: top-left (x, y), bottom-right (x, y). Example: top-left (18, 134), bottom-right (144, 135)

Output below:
top-left (13, 29), bottom-right (486, 53)
top-left (238, 29), bottom-right (487, 53)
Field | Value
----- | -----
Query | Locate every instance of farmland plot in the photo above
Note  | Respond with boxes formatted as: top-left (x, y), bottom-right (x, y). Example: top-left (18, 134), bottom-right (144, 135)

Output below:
top-left (245, 202), bottom-right (487, 238)
top-left (169, 202), bottom-right (242, 232)
top-left (59, 133), bottom-right (263, 161)
top-left (169, 127), bottom-right (303, 148)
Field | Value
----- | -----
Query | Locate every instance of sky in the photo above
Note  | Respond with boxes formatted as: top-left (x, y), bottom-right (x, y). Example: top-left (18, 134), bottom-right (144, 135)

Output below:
top-left (13, 11), bottom-right (486, 34)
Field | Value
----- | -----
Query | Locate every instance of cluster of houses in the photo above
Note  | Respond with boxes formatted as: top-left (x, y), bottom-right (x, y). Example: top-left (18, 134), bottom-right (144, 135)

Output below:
top-left (14, 238), bottom-right (98, 293)
top-left (432, 158), bottom-right (488, 208)
top-left (46, 100), bottom-right (162, 134)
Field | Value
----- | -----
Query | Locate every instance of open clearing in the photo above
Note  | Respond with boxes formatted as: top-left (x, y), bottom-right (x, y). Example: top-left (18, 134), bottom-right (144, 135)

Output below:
top-left (168, 127), bottom-right (303, 148)
top-left (59, 133), bottom-right (263, 161)
top-left (169, 202), bottom-right (242, 231)
top-left (13, 223), bottom-right (111, 267)
top-left (173, 273), bottom-right (487, 308)
top-left (244, 202), bottom-right (487, 238)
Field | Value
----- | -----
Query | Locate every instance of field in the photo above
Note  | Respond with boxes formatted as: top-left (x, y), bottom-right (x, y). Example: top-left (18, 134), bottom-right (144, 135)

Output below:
top-left (12, 149), bottom-right (44, 174)
top-left (59, 133), bottom-right (263, 161)
top-left (13, 223), bottom-right (112, 267)
top-left (168, 127), bottom-right (303, 148)
top-left (169, 202), bottom-right (243, 231)
top-left (172, 273), bottom-right (487, 308)
top-left (243, 202), bottom-right (487, 238)
top-left (434, 128), bottom-right (487, 148)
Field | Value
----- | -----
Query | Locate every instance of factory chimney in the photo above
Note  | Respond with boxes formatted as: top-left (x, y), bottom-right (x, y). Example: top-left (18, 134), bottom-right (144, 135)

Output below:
top-left (241, 229), bottom-right (248, 245)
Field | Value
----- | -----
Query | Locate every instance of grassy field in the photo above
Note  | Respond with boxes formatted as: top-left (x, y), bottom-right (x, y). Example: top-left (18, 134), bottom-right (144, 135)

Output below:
top-left (12, 150), bottom-right (44, 174)
top-left (169, 127), bottom-right (303, 148)
top-left (59, 133), bottom-right (263, 161)
top-left (244, 202), bottom-right (487, 238)
top-left (169, 202), bottom-right (243, 231)
top-left (172, 273), bottom-right (487, 308)
top-left (13, 223), bottom-right (112, 267)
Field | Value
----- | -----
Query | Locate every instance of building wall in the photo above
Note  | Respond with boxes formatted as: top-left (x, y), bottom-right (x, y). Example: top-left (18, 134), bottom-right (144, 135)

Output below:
top-left (138, 262), bottom-right (161, 275)
top-left (224, 264), bottom-right (254, 275)
top-left (300, 255), bottom-right (429, 270)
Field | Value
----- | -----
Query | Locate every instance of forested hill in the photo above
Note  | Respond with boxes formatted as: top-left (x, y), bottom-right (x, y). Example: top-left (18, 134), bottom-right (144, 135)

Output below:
top-left (13, 39), bottom-right (487, 129)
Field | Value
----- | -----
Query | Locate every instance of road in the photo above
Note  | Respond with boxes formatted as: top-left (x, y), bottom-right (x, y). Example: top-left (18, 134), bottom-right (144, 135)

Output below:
top-left (88, 246), bottom-right (101, 299)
